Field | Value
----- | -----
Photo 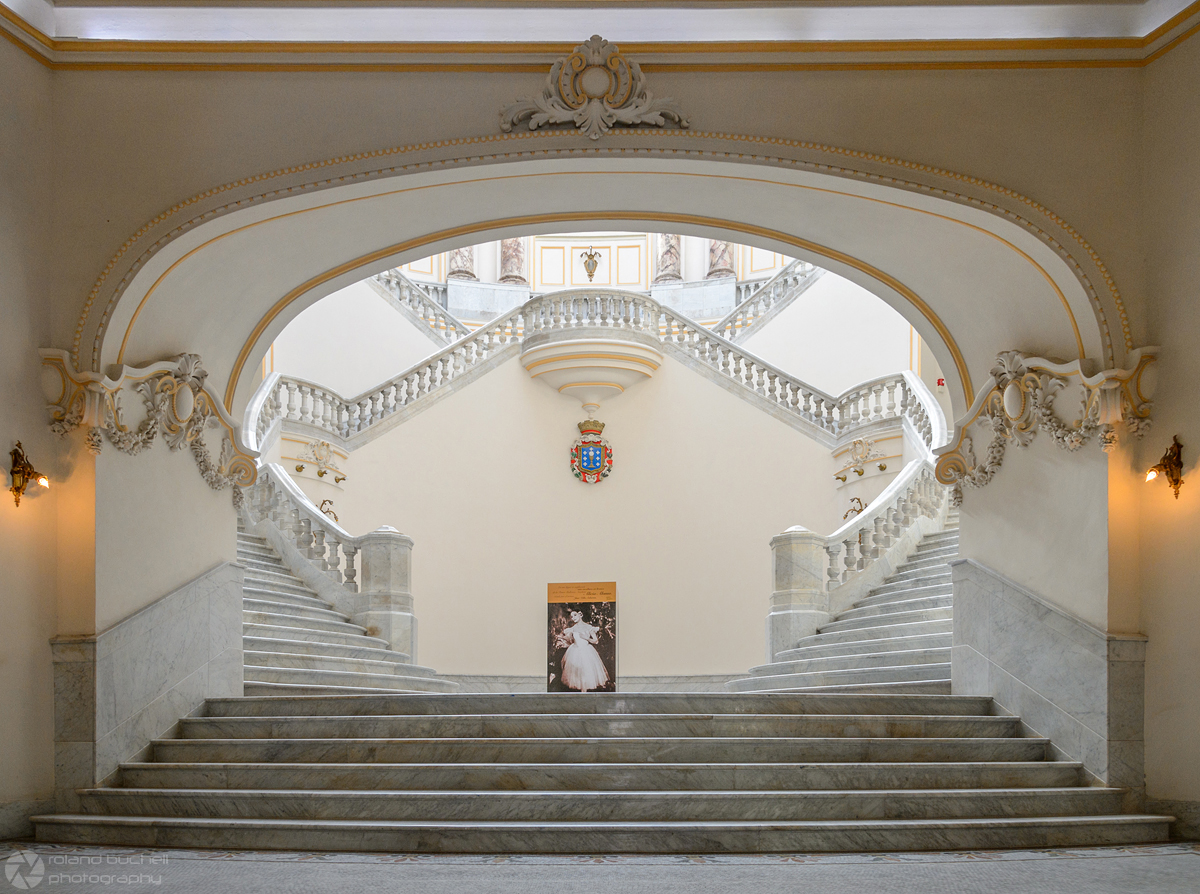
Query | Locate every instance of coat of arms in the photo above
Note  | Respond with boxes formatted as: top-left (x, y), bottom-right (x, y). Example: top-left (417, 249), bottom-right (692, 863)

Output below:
top-left (571, 419), bottom-right (613, 483)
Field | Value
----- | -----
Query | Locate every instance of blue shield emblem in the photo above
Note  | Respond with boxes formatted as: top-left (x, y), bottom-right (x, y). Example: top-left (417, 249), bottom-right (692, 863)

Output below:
top-left (580, 443), bottom-right (604, 473)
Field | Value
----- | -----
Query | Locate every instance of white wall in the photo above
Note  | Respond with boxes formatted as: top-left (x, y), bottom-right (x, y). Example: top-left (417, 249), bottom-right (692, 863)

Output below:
top-left (333, 353), bottom-right (845, 677)
top-left (0, 36), bottom-right (56, 836)
top-left (741, 273), bottom-right (917, 396)
top-left (270, 279), bottom-right (440, 398)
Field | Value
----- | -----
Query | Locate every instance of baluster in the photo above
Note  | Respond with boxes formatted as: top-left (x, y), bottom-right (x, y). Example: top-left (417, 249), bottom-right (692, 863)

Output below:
top-left (285, 381), bottom-right (301, 421)
top-left (871, 516), bottom-right (886, 559)
top-left (841, 539), bottom-right (857, 582)
top-left (824, 544), bottom-right (842, 590)
top-left (311, 527), bottom-right (328, 571)
top-left (871, 384), bottom-right (884, 420)
top-left (885, 380), bottom-right (898, 418)
top-left (327, 540), bottom-right (344, 584)
top-left (767, 371), bottom-right (779, 403)
top-left (342, 543), bottom-right (359, 592)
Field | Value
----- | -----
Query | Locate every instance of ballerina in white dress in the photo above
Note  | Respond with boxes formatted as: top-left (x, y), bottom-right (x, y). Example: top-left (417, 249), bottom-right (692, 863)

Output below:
top-left (560, 610), bottom-right (610, 693)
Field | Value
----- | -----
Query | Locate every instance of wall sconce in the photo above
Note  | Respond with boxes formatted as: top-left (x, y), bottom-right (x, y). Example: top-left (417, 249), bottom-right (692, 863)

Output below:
top-left (1146, 435), bottom-right (1184, 499)
top-left (834, 473), bottom-right (847, 483)
top-left (295, 464), bottom-right (306, 473)
top-left (877, 462), bottom-right (888, 472)
top-left (9, 441), bottom-right (49, 507)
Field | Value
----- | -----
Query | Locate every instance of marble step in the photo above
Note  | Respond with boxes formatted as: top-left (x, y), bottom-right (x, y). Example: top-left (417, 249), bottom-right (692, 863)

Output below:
top-left (243, 681), bottom-right (428, 697)
top-left (241, 611), bottom-right (369, 637)
top-left (243, 666), bottom-right (459, 693)
top-left (777, 632), bottom-right (953, 662)
top-left (726, 662), bottom-right (951, 692)
top-left (201, 692), bottom-right (996, 718)
top-left (236, 545), bottom-right (280, 562)
top-left (895, 554), bottom-right (958, 574)
top-left (243, 636), bottom-right (412, 665)
top-left (115, 760), bottom-right (1085, 792)
top-left (242, 622), bottom-right (392, 650)
top-left (914, 538), bottom-right (959, 553)
top-left (242, 596), bottom-right (349, 624)
top-left (35, 813), bottom-right (1170, 854)
top-left (243, 650), bottom-right (432, 678)
top-left (748, 647), bottom-right (951, 677)
top-left (788, 619), bottom-right (953, 648)
top-left (151, 736), bottom-right (1050, 765)
top-left (242, 568), bottom-right (316, 592)
top-left (236, 534), bottom-right (270, 547)
top-left (883, 565), bottom-right (957, 585)
top-left (835, 594), bottom-right (954, 622)
top-left (819, 607), bottom-right (954, 634)
top-left (74, 786), bottom-right (1128, 822)
top-left (743, 680), bottom-right (952, 696)
top-left (861, 578), bottom-right (952, 602)
top-left (241, 586), bottom-right (331, 612)
top-left (177, 712), bottom-right (1020, 741)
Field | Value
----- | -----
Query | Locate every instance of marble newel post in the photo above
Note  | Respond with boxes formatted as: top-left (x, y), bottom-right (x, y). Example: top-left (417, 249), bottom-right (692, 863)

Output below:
top-left (498, 237), bottom-right (528, 284)
top-left (707, 239), bottom-right (736, 279)
top-left (653, 233), bottom-right (683, 283)
top-left (766, 526), bottom-right (831, 662)
top-left (447, 245), bottom-right (477, 281)
top-left (354, 526), bottom-right (418, 662)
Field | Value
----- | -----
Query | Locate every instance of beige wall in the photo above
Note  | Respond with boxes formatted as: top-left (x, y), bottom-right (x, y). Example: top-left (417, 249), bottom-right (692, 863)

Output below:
top-left (0, 37), bottom-right (56, 831)
top-left (334, 353), bottom-right (843, 676)
top-left (1141, 35), bottom-right (1200, 805)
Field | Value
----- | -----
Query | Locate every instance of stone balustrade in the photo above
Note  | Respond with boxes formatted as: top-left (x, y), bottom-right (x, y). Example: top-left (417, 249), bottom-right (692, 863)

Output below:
top-left (248, 288), bottom-right (945, 457)
top-left (374, 269), bottom-right (467, 342)
top-left (240, 463), bottom-right (417, 654)
top-left (715, 260), bottom-right (817, 341)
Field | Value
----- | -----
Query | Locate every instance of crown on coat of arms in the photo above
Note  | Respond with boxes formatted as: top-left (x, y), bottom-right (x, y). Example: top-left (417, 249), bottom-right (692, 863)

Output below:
top-left (578, 419), bottom-right (605, 434)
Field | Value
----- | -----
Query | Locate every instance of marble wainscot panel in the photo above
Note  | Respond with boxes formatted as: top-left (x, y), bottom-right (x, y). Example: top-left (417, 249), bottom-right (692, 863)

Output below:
top-left (0, 798), bottom-right (55, 839)
top-left (1144, 798), bottom-right (1200, 841)
top-left (650, 277), bottom-right (737, 320)
top-left (51, 562), bottom-right (243, 811)
top-left (951, 559), bottom-right (1146, 807)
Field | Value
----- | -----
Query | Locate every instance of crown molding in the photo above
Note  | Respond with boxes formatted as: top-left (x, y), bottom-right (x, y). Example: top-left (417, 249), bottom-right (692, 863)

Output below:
top-left (2, 0), bottom-right (1199, 70)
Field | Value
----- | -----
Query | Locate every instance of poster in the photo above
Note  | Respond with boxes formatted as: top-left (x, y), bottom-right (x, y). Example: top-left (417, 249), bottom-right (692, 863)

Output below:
top-left (547, 581), bottom-right (617, 693)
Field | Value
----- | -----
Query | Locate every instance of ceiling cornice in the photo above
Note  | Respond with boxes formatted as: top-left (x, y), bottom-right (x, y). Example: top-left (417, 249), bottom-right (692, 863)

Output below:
top-left (2, 0), bottom-right (1199, 70)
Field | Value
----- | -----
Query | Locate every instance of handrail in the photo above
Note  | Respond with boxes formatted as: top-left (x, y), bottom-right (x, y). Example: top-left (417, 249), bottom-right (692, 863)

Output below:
top-left (373, 269), bottom-right (469, 343)
top-left (248, 287), bottom-right (947, 457)
top-left (712, 260), bottom-right (817, 342)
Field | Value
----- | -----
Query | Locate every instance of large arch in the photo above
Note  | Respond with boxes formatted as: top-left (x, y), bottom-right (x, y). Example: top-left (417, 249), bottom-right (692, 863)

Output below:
top-left (68, 130), bottom-right (1129, 429)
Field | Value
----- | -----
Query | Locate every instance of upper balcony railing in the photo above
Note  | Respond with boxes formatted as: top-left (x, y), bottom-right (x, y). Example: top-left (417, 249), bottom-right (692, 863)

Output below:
top-left (247, 288), bottom-right (947, 457)
top-left (714, 260), bottom-right (819, 342)
top-left (373, 269), bottom-right (468, 343)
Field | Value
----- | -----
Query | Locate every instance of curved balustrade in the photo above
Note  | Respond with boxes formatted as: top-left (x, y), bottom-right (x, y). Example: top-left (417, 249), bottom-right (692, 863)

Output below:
top-left (248, 288), bottom-right (947, 458)
top-left (714, 260), bottom-right (817, 342)
top-left (820, 459), bottom-right (949, 590)
top-left (374, 269), bottom-right (468, 343)
top-left (242, 463), bottom-right (366, 592)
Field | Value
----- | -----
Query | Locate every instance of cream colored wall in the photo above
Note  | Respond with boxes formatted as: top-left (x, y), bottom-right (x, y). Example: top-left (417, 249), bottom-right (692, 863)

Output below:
top-left (0, 36), bottom-right (56, 832)
top-left (333, 353), bottom-right (843, 676)
top-left (1141, 35), bottom-right (1200, 805)
top-left (270, 279), bottom-right (441, 398)
top-left (740, 273), bottom-right (914, 396)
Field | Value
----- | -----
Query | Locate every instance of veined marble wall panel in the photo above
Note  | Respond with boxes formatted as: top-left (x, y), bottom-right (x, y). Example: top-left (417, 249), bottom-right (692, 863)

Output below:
top-left (951, 559), bottom-right (1146, 802)
top-left (51, 562), bottom-right (243, 810)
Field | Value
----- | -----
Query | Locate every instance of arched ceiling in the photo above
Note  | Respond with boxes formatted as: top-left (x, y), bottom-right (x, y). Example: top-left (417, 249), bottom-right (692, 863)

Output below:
top-left (72, 131), bottom-right (1130, 426)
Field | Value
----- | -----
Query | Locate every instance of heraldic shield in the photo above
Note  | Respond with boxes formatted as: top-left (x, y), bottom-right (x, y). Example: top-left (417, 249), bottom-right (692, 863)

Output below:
top-left (571, 419), bottom-right (613, 484)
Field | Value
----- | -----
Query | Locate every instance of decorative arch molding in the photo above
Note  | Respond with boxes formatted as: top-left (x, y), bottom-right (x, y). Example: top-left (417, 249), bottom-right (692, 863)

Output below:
top-left (67, 129), bottom-right (1134, 423)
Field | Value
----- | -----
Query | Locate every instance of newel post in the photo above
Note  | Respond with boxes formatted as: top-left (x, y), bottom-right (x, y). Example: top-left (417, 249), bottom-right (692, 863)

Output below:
top-left (766, 526), bottom-right (831, 662)
top-left (355, 526), bottom-right (418, 662)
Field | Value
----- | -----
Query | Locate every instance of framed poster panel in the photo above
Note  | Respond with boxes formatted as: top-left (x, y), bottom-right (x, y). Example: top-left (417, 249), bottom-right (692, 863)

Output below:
top-left (547, 582), bottom-right (617, 693)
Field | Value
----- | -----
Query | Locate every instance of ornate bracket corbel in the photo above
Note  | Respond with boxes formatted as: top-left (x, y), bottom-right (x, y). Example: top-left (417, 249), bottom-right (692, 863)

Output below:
top-left (934, 347), bottom-right (1157, 505)
top-left (39, 349), bottom-right (258, 504)
top-left (500, 35), bottom-right (689, 140)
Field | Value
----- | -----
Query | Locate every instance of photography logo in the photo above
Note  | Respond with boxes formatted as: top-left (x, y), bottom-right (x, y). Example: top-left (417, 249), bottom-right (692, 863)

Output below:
top-left (4, 852), bottom-right (43, 889)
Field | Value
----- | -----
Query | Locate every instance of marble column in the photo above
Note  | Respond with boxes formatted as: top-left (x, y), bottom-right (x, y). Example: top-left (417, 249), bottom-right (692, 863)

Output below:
top-left (707, 238), bottom-right (736, 279)
top-left (447, 244), bottom-right (477, 281)
top-left (498, 237), bottom-right (528, 285)
top-left (652, 233), bottom-right (683, 283)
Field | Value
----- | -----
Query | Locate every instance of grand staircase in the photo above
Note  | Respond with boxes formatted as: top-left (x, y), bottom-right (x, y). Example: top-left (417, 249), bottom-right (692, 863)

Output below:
top-left (729, 516), bottom-right (959, 695)
top-left (34, 691), bottom-right (1170, 852)
top-left (238, 527), bottom-right (456, 695)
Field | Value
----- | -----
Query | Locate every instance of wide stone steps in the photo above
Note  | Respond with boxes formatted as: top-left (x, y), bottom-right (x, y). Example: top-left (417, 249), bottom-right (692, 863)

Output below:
top-left (726, 662), bottom-right (952, 692)
top-left (33, 814), bottom-right (1169, 854)
top-left (33, 691), bottom-right (1172, 852)
top-left (859, 578), bottom-right (951, 602)
top-left (746, 647), bottom-right (951, 677)
top-left (73, 786), bottom-right (1127, 822)
top-left (833, 594), bottom-right (953, 622)
top-left (236, 528), bottom-right (456, 696)
top-left (817, 607), bottom-right (954, 635)
top-left (774, 631), bottom-right (953, 662)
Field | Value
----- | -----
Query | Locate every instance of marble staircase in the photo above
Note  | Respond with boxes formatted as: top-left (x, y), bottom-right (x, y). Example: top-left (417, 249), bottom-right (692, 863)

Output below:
top-left (238, 529), bottom-right (456, 696)
top-left (729, 516), bottom-right (959, 695)
top-left (33, 691), bottom-right (1170, 852)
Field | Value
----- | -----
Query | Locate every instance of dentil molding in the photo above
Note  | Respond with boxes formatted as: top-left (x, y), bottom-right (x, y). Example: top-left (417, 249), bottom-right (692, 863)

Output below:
top-left (500, 35), bottom-right (689, 140)
top-left (39, 349), bottom-right (258, 504)
top-left (934, 347), bottom-right (1157, 505)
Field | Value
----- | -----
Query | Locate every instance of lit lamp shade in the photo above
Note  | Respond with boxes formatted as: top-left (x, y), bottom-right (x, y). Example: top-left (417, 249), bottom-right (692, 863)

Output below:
top-left (520, 328), bottom-right (663, 412)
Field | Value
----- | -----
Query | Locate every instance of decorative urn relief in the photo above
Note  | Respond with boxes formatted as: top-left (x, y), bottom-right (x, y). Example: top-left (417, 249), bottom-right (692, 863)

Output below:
top-left (520, 327), bottom-right (662, 415)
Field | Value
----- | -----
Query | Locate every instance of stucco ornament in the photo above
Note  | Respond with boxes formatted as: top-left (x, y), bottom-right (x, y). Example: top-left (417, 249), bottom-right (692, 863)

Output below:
top-left (39, 348), bottom-right (257, 504)
top-left (500, 35), bottom-right (689, 140)
top-left (571, 418), bottom-right (613, 483)
top-left (934, 347), bottom-right (1157, 506)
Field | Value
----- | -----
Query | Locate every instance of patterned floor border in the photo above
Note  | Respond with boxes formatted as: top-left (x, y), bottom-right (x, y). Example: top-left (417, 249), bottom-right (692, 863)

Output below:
top-left (3, 840), bottom-right (1198, 866)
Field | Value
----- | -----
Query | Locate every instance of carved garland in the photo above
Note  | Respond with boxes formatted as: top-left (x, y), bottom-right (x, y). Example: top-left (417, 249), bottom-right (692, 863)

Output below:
top-left (934, 347), bottom-right (1157, 506)
top-left (39, 349), bottom-right (257, 505)
top-left (500, 35), bottom-right (689, 140)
